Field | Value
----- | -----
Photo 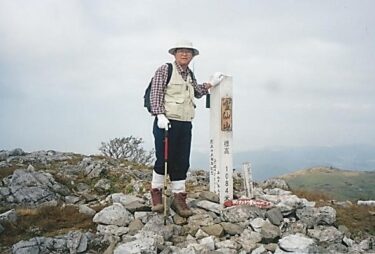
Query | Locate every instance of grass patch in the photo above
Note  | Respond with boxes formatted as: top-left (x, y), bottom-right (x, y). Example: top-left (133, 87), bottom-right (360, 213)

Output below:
top-left (335, 205), bottom-right (375, 238)
top-left (291, 188), bottom-right (375, 239)
top-left (292, 188), bottom-right (332, 204)
top-left (0, 205), bottom-right (96, 248)
top-left (0, 165), bottom-right (19, 179)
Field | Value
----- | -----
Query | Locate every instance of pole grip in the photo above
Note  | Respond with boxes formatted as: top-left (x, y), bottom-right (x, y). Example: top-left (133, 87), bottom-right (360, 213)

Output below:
top-left (164, 130), bottom-right (168, 161)
top-left (206, 93), bottom-right (210, 108)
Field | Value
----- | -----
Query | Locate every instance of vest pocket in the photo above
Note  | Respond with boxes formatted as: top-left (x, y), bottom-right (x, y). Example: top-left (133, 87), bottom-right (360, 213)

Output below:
top-left (165, 97), bottom-right (184, 119)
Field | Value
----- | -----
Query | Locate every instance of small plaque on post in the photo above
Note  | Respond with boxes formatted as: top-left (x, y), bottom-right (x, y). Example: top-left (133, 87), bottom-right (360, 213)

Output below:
top-left (221, 97), bottom-right (232, 131)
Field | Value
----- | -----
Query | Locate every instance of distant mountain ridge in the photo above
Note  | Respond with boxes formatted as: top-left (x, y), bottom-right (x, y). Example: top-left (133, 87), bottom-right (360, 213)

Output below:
top-left (191, 144), bottom-right (375, 180)
top-left (280, 166), bottom-right (375, 201)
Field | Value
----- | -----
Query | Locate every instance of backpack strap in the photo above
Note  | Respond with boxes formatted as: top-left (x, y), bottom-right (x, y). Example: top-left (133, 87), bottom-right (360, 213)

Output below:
top-left (166, 63), bottom-right (172, 85)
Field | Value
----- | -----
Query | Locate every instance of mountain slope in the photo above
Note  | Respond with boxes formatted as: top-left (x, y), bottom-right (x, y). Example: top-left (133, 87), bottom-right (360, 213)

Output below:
top-left (280, 167), bottom-right (375, 201)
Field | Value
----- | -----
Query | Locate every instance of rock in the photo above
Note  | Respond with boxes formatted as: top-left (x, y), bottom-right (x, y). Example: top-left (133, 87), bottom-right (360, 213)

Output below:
top-left (215, 239), bottom-right (240, 250)
top-left (251, 245), bottom-right (267, 254)
top-left (7, 168), bottom-right (70, 206)
top-left (199, 191), bottom-right (220, 203)
top-left (261, 178), bottom-right (290, 190)
top-left (79, 157), bottom-right (106, 179)
top-left (67, 231), bottom-right (88, 253)
top-left (296, 206), bottom-right (336, 228)
top-left (173, 214), bottom-right (188, 225)
top-left (307, 225), bottom-right (344, 245)
top-left (111, 193), bottom-right (144, 206)
top-left (283, 220), bottom-right (307, 235)
top-left (260, 221), bottom-right (281, 243)
top-left (220, 222), bottom-right (244, 235)
top-left (4, 149), bottom-right (373, 254)
top-left (0, 209), bottom-right (17, 223)
top-left (235, 229), bottom-right (261, 252)
top-left (0, 151), bottom-right (9, 161)
top-left (221, 206), bottom-right (264, 223)
top-left (124, 201), bottom-right (150, 213)
top-left (134, 211), bottom-right (153, 224)
top-left (65, 195), bottom-right (80, 204)
top-left (201, 224), bottom-right (224, 237)
top-left (12, 231), bottom-right (92, 254)
top-left (266, 207), bottom-right (283, 226)
top-left (96, 224), bottom-right (129, 238)
top-left (93, 203), bottom-right (133, 226)
top-left (79, 204), bottom-right (96, 216)
top-left (278, 233), bottom-right (317, 253)
top-left (250, 217), bottom-right (266, 232)
top-left (9, 148), bottom-right (25, 157)
top-left (188, 213), bottom-right (214, 227)
top-left (94, 178), bottom-right (111, 192)
top-left (141, 215), bottom-right (174, 241)
top-left (198, 236), bottom-right (216, 251)
top-left (128, 218), bottom-right (144, 235)
top-left (114, 232), bottom-right (158, 254)
top-left (195, 229), bottom-right (209, 239)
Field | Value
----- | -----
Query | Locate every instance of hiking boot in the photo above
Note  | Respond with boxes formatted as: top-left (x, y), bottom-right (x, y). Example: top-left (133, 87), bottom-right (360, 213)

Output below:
top-left (171, 192), bottom-right (193, 218)
top-left (150, 188), bottom-right (163, 213)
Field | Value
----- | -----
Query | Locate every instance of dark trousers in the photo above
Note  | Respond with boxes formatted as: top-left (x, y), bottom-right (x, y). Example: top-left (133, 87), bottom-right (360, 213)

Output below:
top-left (153, 118), bottom-right (192, 181)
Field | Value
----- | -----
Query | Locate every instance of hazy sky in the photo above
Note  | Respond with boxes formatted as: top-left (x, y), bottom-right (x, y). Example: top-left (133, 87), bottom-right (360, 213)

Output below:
top-left (1, 0), bottom-right (374, 157)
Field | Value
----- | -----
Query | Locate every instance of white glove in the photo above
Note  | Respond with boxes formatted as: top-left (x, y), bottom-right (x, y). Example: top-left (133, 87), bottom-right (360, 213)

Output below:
top-left (157, 114), bottom-right (170, 129)
top-left (209, 72), bottom-right (225, 87)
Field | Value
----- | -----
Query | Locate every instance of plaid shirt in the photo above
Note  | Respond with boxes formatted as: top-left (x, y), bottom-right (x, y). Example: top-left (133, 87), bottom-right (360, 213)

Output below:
top-left (150, 61), bottom-right (209, 115)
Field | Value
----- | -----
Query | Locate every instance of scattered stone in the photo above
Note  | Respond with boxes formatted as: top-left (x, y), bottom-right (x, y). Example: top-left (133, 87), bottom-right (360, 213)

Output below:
top-left (1, 149), bottom-right (373, 253)
top-left (220, 222), bottom-right (244, 235)
top-left (93, 203), bottom-right (133, 226)
top-left (79, 204), bottom-right (96, 216)
top-left (202, 224), bottom-right (224, 237)
top-left (261, 178), bottom-right (290, 190)
top-left (0, 209), bottom-right (17, 223)
top-left (296, 206), bottom-right (336, 228)
top-left (94, 178), bottom-right (111, 192)
top-left (278, 233), bottom-right (317, 253)
top-left (199, 191), bottom-right (220, 203)
top-left (266, 207), bottom-right (283, 226)
top-left (65, 195), bottom-right (80, 204)
top-left (128, 218), bottom-right (144, 235)
top-left (260, 221), bottom-right (281, 243)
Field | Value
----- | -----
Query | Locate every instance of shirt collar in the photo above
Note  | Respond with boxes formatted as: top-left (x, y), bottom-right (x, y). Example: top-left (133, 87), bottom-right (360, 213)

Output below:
top-left (174, 61), bottom-right (191, 75)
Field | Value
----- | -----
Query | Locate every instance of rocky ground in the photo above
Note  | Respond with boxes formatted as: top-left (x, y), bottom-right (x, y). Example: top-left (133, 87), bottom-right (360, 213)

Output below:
top-left (0, 148), bottom-right (374, 253)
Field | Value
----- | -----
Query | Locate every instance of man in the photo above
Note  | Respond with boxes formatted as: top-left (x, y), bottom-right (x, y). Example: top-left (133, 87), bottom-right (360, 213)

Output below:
top-left (149, 40), bottom-right (223, 217)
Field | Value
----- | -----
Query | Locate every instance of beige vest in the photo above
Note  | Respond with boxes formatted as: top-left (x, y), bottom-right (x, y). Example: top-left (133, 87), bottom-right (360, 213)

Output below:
top-left (164, 63), bottom-right (196, 121)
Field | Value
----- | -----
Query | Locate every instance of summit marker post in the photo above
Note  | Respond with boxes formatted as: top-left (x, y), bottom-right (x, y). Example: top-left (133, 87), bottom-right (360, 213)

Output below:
top-left (209, 75), bottom-right (233, 205)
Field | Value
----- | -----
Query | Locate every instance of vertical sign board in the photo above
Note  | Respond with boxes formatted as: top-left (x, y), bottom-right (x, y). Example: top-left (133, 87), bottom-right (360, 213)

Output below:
top-left (243, 162), bottom-right (254, 199)
top-left (209, 76), bottom-right (233, 204)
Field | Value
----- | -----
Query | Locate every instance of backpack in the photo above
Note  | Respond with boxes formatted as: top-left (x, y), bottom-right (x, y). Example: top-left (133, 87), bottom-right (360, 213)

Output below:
top-left (144, 63), bottom-right (173, 113)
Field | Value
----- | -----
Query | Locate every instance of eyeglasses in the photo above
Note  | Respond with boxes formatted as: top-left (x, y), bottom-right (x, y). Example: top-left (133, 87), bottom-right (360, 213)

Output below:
top-left (176, 49), bottom-right (193, 55)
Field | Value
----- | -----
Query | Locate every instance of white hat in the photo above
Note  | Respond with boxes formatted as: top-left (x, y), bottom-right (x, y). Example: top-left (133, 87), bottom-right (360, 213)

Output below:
top-left (168, 40), bottom-right (199, 56)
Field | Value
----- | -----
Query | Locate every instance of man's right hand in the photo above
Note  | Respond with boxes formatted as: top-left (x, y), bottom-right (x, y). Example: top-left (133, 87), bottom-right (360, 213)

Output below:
top-left (209, 72), bottom-right (225, 87)
top-left (157, 114), bottom-right (170, 129)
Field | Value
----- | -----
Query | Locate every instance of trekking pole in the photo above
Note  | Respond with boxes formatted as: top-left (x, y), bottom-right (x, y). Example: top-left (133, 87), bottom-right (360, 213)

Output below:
top-left (163, 125), bottom-right (169, 225)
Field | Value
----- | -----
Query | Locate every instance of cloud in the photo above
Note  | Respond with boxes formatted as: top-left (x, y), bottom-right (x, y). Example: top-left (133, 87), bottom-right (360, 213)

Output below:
top-left (1, 0), bottom-right (374, 156)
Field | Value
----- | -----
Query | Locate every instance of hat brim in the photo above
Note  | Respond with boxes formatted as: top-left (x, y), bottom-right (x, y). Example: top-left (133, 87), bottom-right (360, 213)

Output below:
top-left (168, 47), bottom-right (199, 56)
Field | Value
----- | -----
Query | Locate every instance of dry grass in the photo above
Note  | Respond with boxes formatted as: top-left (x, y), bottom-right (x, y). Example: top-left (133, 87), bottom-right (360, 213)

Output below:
top-left (335, 205), bottom-right (375, 237)
top-left (0, 205), bottom-right (97, 248)
top-left (292, 188), bottom-right (332, 205)
top-left (0, 165), bottom-right (19, 180)
top-left (291, 188), bottom-right (375, 238)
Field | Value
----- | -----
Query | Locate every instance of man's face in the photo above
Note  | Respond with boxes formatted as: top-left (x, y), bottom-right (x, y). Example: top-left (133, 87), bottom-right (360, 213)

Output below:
top-left (174, 48), bottom-right (194, 67)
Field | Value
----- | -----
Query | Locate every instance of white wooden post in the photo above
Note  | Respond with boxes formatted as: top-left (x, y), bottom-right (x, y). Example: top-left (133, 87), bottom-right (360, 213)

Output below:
top-left (209, 75), bottom-right (233, 204)
top-left (243, 162), bottom-right (254, 199)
